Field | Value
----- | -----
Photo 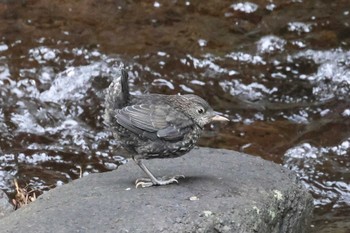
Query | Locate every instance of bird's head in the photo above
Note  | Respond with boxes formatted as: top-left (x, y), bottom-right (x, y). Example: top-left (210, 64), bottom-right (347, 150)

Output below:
top-left (182, 95), bottom-right (229, 128)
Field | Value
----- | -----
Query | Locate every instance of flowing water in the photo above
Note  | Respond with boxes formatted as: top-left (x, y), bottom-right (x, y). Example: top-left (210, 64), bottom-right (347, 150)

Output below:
top-left (0, 0), bottom-right (350, 232)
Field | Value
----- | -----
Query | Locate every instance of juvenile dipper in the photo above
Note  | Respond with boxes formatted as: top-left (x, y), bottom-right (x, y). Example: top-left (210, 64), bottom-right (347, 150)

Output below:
top-left (104, 70), bottom-right (228, 188)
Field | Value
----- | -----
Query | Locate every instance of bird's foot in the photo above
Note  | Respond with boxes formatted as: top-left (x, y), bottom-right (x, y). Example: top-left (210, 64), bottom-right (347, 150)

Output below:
top-left (135, 175), bottom-right (185, 188)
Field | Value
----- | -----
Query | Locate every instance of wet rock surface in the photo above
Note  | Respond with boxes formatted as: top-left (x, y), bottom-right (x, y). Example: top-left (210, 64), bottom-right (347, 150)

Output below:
top-left (0, 148), bottom-right (313, 233)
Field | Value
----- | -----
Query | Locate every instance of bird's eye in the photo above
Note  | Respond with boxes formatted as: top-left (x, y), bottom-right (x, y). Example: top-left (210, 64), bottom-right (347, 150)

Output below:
top-left (197, 108), bottom-right (205, 114)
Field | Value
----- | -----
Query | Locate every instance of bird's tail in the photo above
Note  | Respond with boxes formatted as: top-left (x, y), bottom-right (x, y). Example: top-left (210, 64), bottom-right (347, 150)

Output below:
top-left (120, 69), bottom-right (130, 104)
top-left (104, 69), bottom-right (129, 124)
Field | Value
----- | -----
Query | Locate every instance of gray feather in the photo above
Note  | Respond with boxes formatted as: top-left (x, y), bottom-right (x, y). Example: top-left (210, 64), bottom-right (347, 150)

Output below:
top-left (115, 104), bottom-right (194, 141)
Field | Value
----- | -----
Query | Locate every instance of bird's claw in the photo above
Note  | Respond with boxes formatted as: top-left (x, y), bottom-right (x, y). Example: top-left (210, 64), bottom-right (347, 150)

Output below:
top-left (135, 180), bottom-right (154, 188)
top-left (135, 175), bottom-right (185, 188)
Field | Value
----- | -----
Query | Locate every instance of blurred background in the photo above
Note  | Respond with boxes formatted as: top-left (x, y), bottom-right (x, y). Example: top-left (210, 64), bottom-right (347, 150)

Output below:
top-left (0, 0), bottom-right (349, 232)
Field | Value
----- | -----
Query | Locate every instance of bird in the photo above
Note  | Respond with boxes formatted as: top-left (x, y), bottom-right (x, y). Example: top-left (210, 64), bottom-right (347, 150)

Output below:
top-left (104, 69), bottom-right (229, 188)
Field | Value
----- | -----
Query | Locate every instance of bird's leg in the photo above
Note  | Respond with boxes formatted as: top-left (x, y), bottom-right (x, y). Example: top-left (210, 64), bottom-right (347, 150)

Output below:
top-left (133, 158), bottom-right (184, 188)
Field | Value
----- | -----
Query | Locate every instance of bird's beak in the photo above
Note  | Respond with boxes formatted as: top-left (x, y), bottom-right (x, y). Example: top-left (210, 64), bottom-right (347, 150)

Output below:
top-left (211, 115), bottom-right (229, 122)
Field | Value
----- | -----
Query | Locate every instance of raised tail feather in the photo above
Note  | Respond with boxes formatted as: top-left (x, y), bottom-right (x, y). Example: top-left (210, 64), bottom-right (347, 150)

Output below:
top-left (104, 69), bottom-right (130, 125)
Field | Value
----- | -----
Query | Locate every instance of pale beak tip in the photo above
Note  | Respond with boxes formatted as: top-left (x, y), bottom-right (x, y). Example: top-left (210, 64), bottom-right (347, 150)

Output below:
top-left (211, 115), bottom-right (230, 122)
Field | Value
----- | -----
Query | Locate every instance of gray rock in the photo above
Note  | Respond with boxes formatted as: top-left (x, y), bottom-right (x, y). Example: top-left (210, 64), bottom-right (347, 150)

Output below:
top-left (0, 190), bottom-right (13, 219)
top-left (0, 148), bottom-right (313, 233)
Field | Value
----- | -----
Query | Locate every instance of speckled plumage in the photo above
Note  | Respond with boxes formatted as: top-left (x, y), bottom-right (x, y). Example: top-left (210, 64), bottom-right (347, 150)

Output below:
top-left (104, 70), bottom-right (228, 187)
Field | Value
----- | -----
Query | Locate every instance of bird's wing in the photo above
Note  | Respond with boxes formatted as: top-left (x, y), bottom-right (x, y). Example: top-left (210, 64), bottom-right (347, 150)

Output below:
top-left (115, 104), bottom-right (194, 141)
